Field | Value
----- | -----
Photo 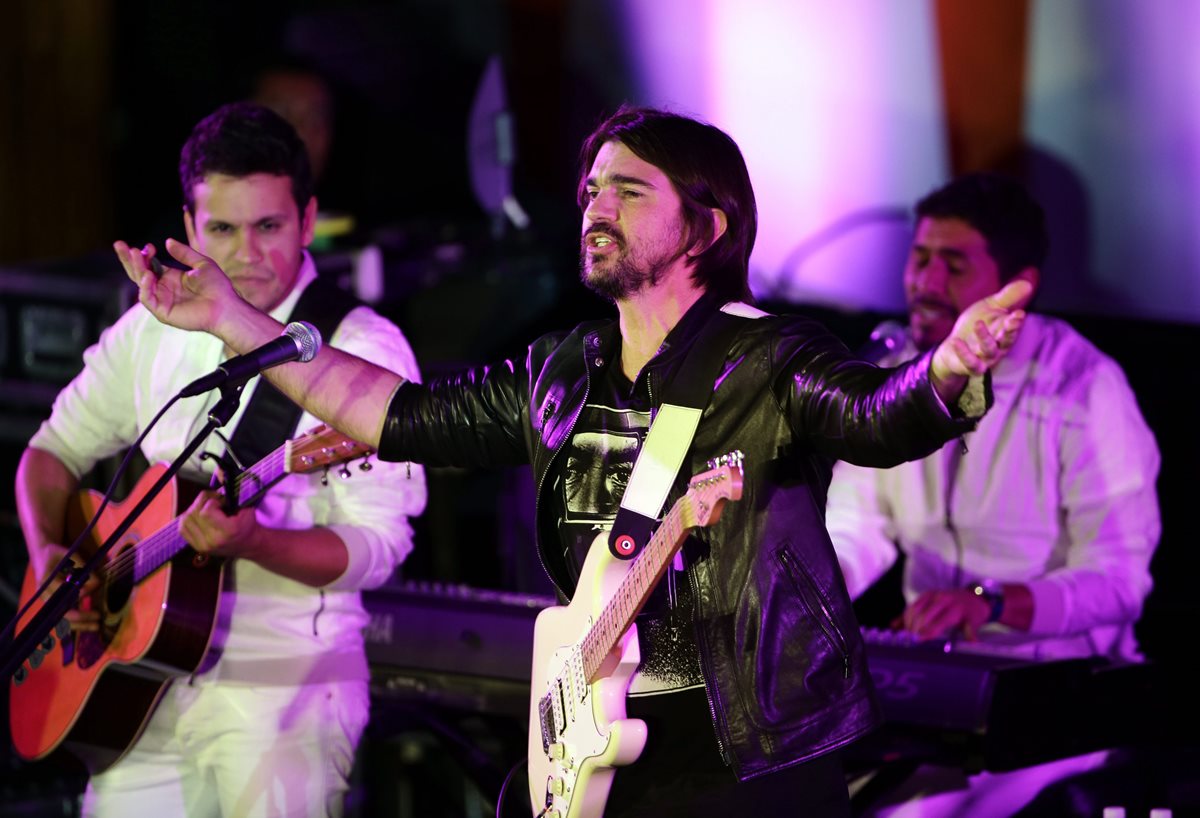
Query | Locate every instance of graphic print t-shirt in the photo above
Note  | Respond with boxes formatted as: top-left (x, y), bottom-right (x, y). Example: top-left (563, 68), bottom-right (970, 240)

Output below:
top-left (553, 365), bottom-right (705, 698)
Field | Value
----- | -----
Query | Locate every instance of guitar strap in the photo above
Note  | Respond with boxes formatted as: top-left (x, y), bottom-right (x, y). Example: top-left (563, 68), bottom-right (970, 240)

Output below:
top-left (226, 275), bottom-right (362, 469)
top-left (607, 302), bottom-right (761, 560)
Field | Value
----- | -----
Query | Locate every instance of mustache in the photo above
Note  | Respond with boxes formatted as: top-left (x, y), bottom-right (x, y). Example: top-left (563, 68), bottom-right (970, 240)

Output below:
top-left (908, 294), bottom-right (954, 312)
top-left (583, 223), bottom-right (625, 246)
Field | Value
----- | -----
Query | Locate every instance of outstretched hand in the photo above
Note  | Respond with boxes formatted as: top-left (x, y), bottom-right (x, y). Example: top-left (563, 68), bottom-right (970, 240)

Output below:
top-left (113, 238), bottom-right (243, 335)
top-left (930, 279), bottom-right (1033, 400)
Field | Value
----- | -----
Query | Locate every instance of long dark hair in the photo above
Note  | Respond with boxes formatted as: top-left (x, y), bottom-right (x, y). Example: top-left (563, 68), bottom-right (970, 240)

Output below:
top-left (578, 106), bottom-right (757, 303)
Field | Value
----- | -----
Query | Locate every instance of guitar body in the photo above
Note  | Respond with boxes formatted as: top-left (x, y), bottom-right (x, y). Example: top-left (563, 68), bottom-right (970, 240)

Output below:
top-left (526, 455), bottom-right (744, 817)
top-left (10, 463), bottom-right (225, 773)
top-left (527, 532), bottom-right (649, 818)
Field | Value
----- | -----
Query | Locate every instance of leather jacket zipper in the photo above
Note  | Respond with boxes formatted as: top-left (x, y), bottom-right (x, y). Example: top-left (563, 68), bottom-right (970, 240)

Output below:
top-left (532, 341), bottom-right (595, 599)
top-left (688, 561), bottom-right (734, 767)
top-left (779, 549), bottom-right (850, 678)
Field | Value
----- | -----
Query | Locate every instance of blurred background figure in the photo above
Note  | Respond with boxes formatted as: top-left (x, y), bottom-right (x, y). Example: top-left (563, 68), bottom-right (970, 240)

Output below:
top-left (252, 60), bottom-right (336, 188)
top-left (827, 173), bottom-right (1161, 818)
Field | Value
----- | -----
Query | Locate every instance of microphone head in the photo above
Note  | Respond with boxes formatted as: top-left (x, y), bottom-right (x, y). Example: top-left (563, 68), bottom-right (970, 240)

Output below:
top-left (859, 319), bottom-right (909, 364)
top-left (284, 321), bottom-right (323, 363)
top-left (869, 319), bottom-right (907, 347)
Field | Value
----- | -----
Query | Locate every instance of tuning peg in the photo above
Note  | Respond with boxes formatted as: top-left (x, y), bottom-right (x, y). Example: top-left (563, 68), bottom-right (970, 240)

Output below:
top-left (359, 456), bottom-right (373, 472)
top-left (339, 464), bottom-right (352, 480)
top-left (321, 466), bottom-right (330, 486)
top-left (707, 450), bottom-right (745, 470)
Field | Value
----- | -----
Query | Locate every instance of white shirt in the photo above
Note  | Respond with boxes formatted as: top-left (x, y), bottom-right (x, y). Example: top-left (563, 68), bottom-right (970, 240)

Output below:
top-left (826, 313), bottom-right (1160, 661)
top-left (30, 254), bottom-right (426, 682)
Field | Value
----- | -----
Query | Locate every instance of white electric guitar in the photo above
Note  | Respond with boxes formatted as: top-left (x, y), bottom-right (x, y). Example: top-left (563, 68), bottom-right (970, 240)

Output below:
top-left (527, 452), bottom-right (745, 818)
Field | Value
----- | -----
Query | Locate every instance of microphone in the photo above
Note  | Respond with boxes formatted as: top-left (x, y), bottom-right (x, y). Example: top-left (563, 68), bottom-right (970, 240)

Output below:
top-left (857, 319), bottom-right (908, 364)
top-left (179, 321), bottom-right (322, 398)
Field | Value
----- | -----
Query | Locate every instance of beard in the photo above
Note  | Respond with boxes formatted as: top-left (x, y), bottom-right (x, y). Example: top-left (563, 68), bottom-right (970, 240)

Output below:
top-left (906, 295), bottom-right (957, 352)
top-left (579, 223), bottom-right (686, 301)
top-left (580, 251), bottom-right (670, 301)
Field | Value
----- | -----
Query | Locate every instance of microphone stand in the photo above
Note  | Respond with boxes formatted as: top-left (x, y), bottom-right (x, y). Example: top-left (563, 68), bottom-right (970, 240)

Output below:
top-left (0, 383), bottom-right (246, 684)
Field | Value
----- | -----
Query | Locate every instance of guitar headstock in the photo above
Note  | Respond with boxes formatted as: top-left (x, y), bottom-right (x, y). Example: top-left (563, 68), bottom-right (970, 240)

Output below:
top-left (705, 450), bottom-right (744, 472)
top-left (287, 424), bottom-right (374, 475)
top-left (681, 450), bottom-right (745, 528)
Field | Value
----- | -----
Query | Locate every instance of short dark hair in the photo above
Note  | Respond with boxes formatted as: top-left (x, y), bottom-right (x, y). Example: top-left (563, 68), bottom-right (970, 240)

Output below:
top-left (915, 173), bottom-right (1049, 282)
top-left (578, 106), bottom-right (757, 303)
top-left (179, 101), bottom-right (313, 214)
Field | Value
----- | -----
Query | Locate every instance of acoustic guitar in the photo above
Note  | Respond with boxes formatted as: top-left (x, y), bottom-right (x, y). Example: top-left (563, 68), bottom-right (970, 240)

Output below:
top-left (9, 424), bottom-right (372, 773)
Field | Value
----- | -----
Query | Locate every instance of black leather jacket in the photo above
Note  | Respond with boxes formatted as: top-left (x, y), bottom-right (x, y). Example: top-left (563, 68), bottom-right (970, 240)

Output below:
top-left (379, 296), bottom-right (980, 779)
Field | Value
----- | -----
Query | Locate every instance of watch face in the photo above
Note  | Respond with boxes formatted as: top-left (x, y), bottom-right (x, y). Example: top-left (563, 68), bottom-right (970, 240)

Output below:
top-left (971, 581), bottom-right (1004, 622)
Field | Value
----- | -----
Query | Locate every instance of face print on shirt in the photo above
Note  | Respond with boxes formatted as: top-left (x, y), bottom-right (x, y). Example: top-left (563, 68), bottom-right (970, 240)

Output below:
top-left (563, 429), bottom-right (642, 525)
top-left (554, 382), bottom-right (703, 696)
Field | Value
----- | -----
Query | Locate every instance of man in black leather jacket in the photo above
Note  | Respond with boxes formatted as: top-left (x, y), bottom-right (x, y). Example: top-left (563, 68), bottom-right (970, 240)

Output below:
top-left (117, 106), bottom-right (1032, 816)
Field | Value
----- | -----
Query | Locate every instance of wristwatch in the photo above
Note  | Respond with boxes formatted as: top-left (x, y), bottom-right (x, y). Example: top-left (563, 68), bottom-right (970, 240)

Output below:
top-left (969, 579), bottom-right (1005, 623)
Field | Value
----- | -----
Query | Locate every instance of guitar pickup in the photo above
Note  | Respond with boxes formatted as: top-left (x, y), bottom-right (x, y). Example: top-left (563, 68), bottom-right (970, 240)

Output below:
top-left (539, 693), bottom-right (556, 750)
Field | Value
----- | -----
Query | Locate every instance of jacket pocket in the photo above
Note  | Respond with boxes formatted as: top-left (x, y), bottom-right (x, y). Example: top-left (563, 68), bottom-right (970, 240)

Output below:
top-left (776, 545), bottom-right (851, 686)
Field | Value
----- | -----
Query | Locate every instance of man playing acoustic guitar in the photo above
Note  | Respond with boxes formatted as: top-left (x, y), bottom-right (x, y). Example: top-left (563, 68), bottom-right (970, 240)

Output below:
top-left (116, 106), bottom-right (1029, 817)
top-left (15, 102), bottom-right (425, 817)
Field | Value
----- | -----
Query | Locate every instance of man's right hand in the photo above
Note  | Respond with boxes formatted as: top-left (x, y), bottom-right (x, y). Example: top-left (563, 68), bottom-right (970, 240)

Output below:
top-left (116, 235), bottom-right (403, 450)
top-left (113, 237), bottom-right (247, 337)
top-left (33, 544), bottom-right (101, 633)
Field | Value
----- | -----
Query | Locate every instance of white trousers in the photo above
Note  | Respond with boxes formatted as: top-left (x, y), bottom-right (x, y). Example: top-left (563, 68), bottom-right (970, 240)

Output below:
top-left (82, 677), bottom-right (370, 818)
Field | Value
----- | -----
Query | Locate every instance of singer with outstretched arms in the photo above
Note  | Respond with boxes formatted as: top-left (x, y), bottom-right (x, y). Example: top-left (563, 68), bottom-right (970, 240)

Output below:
top-left (116, 107), bottom-right (1031, 817)
top-left (13, 102), bottom-right (425, 817)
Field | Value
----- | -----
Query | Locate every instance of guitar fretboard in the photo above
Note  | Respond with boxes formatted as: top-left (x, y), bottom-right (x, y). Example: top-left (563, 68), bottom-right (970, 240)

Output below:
top-left (122, 444), bottom-right (292, 584)
top-left (579, 505), bottom-right (687, 682)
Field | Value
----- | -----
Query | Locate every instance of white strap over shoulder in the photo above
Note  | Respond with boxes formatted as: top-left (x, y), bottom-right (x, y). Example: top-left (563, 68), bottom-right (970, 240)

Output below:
top-left (721, 301), bottom-right (770, 319)
top-left (621, 404), bottom-right (702, 519)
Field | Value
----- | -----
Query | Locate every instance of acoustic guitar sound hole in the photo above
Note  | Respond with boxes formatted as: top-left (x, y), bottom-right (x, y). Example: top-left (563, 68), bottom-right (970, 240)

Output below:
top-left (75, 545), bottom-right (137, 670)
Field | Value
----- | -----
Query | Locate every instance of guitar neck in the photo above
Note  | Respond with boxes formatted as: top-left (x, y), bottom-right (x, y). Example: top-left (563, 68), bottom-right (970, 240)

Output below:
top-left (131, 443), bottom-right (291, 583)
top-left (578, 503), bottom-right (688, 683)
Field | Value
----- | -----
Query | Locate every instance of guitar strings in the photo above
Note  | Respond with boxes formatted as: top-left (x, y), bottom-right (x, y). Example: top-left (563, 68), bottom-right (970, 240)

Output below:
top-left (579, 490), bottom-right (688, 681)
top-left (95, 448), bottom-right (288, 584)
top-left (577, 471), bottom-right (731, 680)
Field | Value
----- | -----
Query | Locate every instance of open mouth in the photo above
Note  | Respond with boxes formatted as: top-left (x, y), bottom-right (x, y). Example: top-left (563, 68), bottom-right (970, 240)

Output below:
top-left (585, 231), bottom-right (621, 251)
top-left (909, 298), bottom-right (953, 322)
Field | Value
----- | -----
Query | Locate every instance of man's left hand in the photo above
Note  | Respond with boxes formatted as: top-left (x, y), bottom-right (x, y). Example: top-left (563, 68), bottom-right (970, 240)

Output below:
top-left (931, 279), bottom-right (1033, 402)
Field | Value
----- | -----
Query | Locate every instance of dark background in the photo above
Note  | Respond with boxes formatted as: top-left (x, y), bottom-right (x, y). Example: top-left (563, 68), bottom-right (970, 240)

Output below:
top-left (1, 2), bottom-right (1197, 815)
